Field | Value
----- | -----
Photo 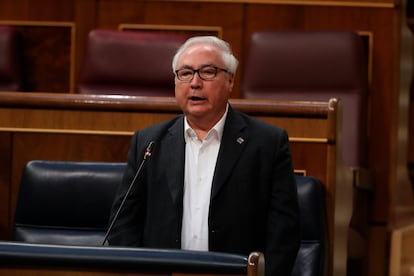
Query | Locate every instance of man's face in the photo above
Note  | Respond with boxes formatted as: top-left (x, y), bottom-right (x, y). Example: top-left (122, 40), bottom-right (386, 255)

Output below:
top-left (174, 44), bottom-right (234, 126)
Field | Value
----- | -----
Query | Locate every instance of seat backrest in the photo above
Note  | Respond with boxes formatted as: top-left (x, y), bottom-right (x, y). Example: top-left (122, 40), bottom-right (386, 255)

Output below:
top-left (292, 176), bottom-right (327, 276)
top-left (13, 160), bottom-right (125, 246)
top-left (77, 29), bottom-right (188, 96)
top-left (0, 26), bottom-right (21, 91)
top-left (14, 161), bottom-right (327, 275)
top-left (242, 31), bottom-right (369, 168)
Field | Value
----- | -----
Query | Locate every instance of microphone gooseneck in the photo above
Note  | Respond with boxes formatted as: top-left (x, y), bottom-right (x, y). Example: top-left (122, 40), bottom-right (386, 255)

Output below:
top-left (102, 141), bottom-right (155, 246)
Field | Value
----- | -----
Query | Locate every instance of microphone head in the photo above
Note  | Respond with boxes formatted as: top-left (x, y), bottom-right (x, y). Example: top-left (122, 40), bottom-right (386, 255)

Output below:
top-left (144, 141), bottom-right (155, 159)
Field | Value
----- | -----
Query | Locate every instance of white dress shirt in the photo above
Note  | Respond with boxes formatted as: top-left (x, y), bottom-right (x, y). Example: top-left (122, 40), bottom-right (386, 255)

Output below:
top-left (181, 106), bottom-right (228, 251)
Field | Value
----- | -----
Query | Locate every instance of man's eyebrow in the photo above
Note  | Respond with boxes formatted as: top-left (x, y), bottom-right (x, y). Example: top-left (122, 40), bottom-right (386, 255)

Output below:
top-left (177, 65), bottom-right (193, 70)
top-left (201, 63), bottom-right (215, 67)
top-left (178, 63), bottom-right (216, 70)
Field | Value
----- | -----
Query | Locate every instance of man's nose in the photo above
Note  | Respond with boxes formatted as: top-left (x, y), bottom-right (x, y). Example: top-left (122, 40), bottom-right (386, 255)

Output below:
top-left (190, 72), bottom-right (203, 86)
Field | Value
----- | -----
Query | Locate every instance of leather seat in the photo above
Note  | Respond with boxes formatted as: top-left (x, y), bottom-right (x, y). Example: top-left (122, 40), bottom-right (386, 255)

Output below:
top-left (14, 160), bottom-right (327, 275)
top-left (0, 26), bottom-right (22, 91)
top-left (13, 160), bottom-right (124, 246)
top-left (293, 176), bottom-right (327, 276)
top-left (77, 29), bottom-right (188, 96)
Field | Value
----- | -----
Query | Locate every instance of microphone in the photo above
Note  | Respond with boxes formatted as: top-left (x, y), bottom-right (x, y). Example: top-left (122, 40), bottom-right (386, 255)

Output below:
top-left (102, 141), bottom-right (155, 246)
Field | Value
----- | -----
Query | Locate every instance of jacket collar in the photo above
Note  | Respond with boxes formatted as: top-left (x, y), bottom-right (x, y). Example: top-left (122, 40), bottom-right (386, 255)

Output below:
top-left (163, 105), bottom-right (248, 205)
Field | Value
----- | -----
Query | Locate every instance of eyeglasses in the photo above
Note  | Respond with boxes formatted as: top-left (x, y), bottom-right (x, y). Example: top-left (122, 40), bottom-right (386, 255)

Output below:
top-left (175, 65), bottom-right (229, 82)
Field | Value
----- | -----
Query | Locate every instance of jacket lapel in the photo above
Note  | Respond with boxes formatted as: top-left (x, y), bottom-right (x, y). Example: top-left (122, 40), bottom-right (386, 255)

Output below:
top-left (211, 106), bottom-right (248, 199)
top-left (163, 117), bottom-right (185, 207)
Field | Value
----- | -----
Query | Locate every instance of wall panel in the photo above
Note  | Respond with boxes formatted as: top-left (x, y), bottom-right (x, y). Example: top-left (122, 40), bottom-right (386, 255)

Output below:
top-left (0, 21), bottom-right (75, 92)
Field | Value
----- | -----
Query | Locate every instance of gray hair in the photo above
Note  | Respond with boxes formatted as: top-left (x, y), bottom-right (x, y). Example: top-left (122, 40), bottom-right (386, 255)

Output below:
top-left (172, 36), bottom-right (239, 74)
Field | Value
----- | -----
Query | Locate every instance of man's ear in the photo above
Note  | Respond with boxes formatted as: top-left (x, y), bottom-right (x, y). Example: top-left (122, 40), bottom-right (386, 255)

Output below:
top-left (227, 73), bottom-right (235, 91)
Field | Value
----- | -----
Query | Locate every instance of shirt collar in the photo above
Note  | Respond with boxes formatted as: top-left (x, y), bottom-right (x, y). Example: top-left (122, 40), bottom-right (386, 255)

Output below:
top-left (184, 104), bottom-right (228, 143)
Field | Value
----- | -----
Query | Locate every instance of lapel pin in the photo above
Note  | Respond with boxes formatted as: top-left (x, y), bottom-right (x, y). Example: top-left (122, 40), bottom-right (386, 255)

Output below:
top-left (236, 137), bottom-right (244, 144)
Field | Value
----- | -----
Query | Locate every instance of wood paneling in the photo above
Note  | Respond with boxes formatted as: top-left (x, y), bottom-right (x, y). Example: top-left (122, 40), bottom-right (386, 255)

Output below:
top-left (152, 0), bottom-right (397, 7)
top-left (0, 21), bottom-right (74, 92)
top-left (0, 0), bottom-right (74, 21)
top-left (119, 24), bottom-right (223, 38)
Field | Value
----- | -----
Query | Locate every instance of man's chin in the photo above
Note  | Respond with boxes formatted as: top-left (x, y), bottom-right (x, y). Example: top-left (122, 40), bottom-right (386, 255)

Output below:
top-left (185, 107), bottom-right (210, 118)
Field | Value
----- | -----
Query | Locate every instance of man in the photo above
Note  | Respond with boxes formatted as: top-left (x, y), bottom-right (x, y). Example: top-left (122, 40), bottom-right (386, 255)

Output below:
top-left (108, 36), bottom-right (300, 275)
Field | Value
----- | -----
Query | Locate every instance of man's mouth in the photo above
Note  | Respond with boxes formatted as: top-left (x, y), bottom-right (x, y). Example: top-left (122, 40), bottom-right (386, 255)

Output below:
top-left (189, 96), bottom-right (206, 101)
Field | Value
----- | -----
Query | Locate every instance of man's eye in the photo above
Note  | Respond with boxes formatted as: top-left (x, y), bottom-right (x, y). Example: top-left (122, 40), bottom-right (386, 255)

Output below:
top-left (201, 68), bottom-right (216, 75)
top-left (180, 70), bottom-right (193, 76)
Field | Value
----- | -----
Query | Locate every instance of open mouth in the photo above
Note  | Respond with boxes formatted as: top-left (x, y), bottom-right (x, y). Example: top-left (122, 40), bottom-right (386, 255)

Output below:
top-left (189, 96), bottom-right (206, 101)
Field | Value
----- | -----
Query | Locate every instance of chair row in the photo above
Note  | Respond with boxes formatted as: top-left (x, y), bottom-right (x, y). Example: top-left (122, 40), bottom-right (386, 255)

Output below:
top-left (13, 160), bottom-right (327, 276)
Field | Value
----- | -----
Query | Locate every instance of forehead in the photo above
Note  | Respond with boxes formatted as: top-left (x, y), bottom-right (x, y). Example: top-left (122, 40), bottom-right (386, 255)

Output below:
top-left (177, 44), bottom-right (223, 67)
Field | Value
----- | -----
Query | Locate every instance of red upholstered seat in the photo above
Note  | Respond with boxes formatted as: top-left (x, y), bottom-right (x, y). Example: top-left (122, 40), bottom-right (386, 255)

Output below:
top-left (242, 31), bottom-right (369, 168)
top-left (0, 26), bottom-right (21, 91)
top-left (77, 29), bottom-right (188, 96)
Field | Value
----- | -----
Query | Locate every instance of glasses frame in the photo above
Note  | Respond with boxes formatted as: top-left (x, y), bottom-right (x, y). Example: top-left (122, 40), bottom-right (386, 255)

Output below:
top-left (175, 65), bottom-right (229, 82)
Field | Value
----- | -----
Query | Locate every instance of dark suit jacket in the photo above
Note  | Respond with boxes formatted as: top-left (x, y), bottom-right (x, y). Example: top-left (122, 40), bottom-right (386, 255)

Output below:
top-left (108, 105), bottom-right (300, 275)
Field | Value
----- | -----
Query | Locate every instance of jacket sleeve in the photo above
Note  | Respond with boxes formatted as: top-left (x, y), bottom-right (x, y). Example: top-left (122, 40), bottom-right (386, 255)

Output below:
top-left (265, 129), bottom-right (301, 275)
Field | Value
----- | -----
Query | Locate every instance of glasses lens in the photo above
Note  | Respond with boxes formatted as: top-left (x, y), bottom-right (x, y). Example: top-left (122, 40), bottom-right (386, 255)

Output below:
top-left (177, 69), bottom-right (194, 81)
top-left (176, 66), bottom-right (224, 82)
top-left (199, 66), bottom-right (218, 80)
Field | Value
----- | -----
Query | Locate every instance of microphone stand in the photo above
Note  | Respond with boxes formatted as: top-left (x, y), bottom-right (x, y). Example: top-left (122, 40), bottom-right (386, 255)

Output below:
top-left (102, 141), bottom-right (154, 246)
